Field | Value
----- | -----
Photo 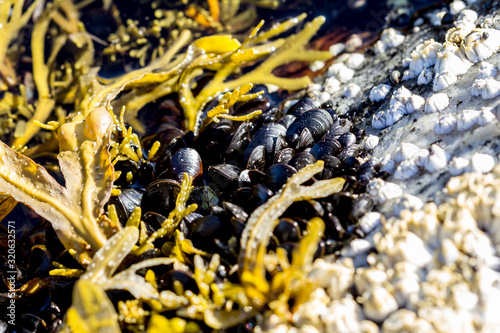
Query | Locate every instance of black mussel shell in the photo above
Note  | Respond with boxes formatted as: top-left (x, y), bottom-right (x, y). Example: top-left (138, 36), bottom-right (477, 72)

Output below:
top-left (265, 163), bottom-right (297, 192)
top-left (287, 97), bottom-right (319, 117)
top-left (310, 139), bottom-right (342, 160)
top-left (273, 218), bottom-right (300, 243)
top-left (171, 148), bottom-right (203, 182)
top-left (286, 109), bottom-right (334, 148)
top-left (188, 186), bottom-right (220, 215)
top-left (247, 145), bottom-right (267, 171)
top-left (208, 164), bottom-right (241, 195)
top-left (141, 179), bottom-right (180, 218)
top-left (108, 188), bottom-right (144, 223)
top-left (27, 245), bottom-right (52, 278)
top-left (273, 148), bottom-right (295, 164)
top-left (337, 132), bottom-right (357, 149)
top-left (288, 152), bottom-right (316, 171)
top-left (322, 118), bottom-right (353, 140)
top-left (244, 123), bottom-right (287, 162)
top-left (158, 270), bottom-right (199, 294)
top-left (277, 114), bottom-right (296, 129)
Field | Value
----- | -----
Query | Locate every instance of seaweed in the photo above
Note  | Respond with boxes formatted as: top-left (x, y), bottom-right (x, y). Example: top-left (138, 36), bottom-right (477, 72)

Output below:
top-left (239, 160), bottom-right (345, 305)
top-left (0, 107), bottom-right (117, 265)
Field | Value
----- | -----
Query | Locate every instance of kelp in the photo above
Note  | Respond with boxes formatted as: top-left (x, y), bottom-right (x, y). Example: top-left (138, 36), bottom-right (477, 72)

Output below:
top-left (0, 107), bottom-right (118, 265)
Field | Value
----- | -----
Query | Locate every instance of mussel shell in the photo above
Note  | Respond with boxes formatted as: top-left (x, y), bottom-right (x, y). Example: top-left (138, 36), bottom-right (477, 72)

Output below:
top-left (273, 218), bottom-right (300, 243)
top-left (252, 107), bottom-right (284, 132)
top-left (188, 186), bottom-right (220, 214)
top-left (277, 114), bottom-right (296, 129)
top-left (113, 159), bottom-right (139, 187)
top-left (225, 122), bottom-right (252, 161)
top-left (142, 212), bottom-right (166, 231)
top-left (295, 128), bottom-right (315, 151)
top-left (244, 123), bottom-right (287, 162)
top-left (18, 313), bottom-right (48, 333)
top-left (108, 188), bottom-right (144, 223)
top-left (190, 215), bottom-right (227, 251)
top-left (288, 152), bottom-right (316, 171)
top-left (273, 148), bottom-right (295, 164)
top-left (208, 164), bottom-right (241, 195)
top-left (171, 148), bottom-right (202, 182)
top-left (246, 145), bottom-right (267, 171)
top-left (158, 270), bottom-right (199, 294)
top-left (337, 144), bottom-right (360, 162)
top-left (141, 179), bottom-right (180, 217)
top-left (265, 163), bottom-right (297, 192)
top-left (337, 132), bottom-right (357, 149)
top-left (287, 97), bottom-right (319, 117)
top-left (310, 139), bottom-right (342, 160)
top-left (322, 118), bottom-right (353, 140)
top-left (286, 109), bottom-right (334, 147)
top-left (27, 245), bottom-right (52, 278)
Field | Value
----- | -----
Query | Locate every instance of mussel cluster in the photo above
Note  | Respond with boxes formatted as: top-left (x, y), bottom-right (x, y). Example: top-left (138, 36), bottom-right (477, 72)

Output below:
top-left (0, 90), bottom-right (384, 331)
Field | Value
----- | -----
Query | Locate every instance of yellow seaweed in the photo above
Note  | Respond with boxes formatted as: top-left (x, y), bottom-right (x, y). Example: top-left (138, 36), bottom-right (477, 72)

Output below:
top-left (239, 161), bottom-right (345, 303)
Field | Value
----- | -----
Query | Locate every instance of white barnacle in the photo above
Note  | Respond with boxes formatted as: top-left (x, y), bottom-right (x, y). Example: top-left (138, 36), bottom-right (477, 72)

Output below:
top-left (372, 111), bottom-right (387, 129)
top-left (457, 9), bottom-right (478, 27)
top-left (418, 67), bottom-right (434, 85)
top-left (391, 86), bottom-right (413, 105)
top-left (362, 286), bottom-right (399, 322)
top-left (412, 148), bottom-right (430, 168)
top-left (367, 179), bottom-right (403, 205)
top-left (385, 101), bottom-right (406, 126)
top-left (364, 134), bottom-right (380, 150)
top-left (449, 156), bottom-right (470, 176)
top-left (393, 194), bottom-right (424, 216)
top-left (405, 94), bottom-right (425, 113)
top-left (369, 84), bottom-right (391, 102)
top-left (477, 107), bottom-right (496, 126)
top-left (409, 39), bottom-right (442, 77)
top-left (461, 29), bottom-right (500, 63)
top-left (434, 114), bottom-right (457, 135)
top-left (450, 0), bottom-right (466, 15)
top-left (309, 60), bottom-right (325, 72)
top-left (433, 71), bottom-right (458, 91)
top-left (327, 62), bottom-right (355, 83)
top-left (374, 28), bottom-right (405, 54)
top-left (329, 43), bottom-right (345, 56)
top-left (395, 142), bottom-right (420, 163)
top-left (427, 10), bottom-right (447, 27)
top-left (345, 53), bottom-right (365, 69)
top-left (394, 159), bottom-right (419, 180)
top-left (457, 109), bottom-right (480, 130)
top-left (424, 144), bottom-right (450, 173)
top-left (324, 76), bottom-right (341, 94)
top-left (358, 212), bottom-right (382, 234)
top-left (471, 78), bottom-right (500, 99)
top-left (380, 153), bottom-right (395, 174)
top-left (345, 34), bottom-right (363, 52)
top-left (342, 83), bottom-right (361, 98)
top-left (435, 42), bottom-right (471, 77)
top-left (470, 152), bottom-right (495, 173)
top-left (477, 61), bottom-right (497, 79)
top-left (425, 93), bottom-right (450, 113)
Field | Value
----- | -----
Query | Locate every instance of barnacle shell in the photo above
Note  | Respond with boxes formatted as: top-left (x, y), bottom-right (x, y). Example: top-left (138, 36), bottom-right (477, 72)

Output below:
top-left (434, 114), bottom-right (457, 135)
top-left (423, 144), bottom-right (450, 173)
top-left (370, 84), bottom-right (391, 102)
top-left (477, 61), bottom-right (497, 79)
top-left (471, 78), bottom-right (500, 99)
top-left (425, 93), bottom-right (450, 113)
top-left (457, 109), bottom-right (480, 131)
top-left (461, 28), bottom-right (500, 63)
